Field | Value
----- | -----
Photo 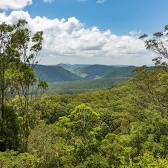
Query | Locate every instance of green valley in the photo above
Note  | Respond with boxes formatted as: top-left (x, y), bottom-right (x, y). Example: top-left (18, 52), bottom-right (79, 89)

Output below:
top-left (34, 64), bottom-right (135, 93)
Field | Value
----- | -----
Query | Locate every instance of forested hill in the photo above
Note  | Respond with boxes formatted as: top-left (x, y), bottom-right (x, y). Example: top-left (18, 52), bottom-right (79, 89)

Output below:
top-left (57, 63), bottom-right (89, 72)
top-left (34, 64), bottom-right (135, 82)
top-left (74, 64), bottom-right (135, 79)
top-left (33, 64), bottom-right (81, 82)
top-left (33, 64), bottom-right (135, 93)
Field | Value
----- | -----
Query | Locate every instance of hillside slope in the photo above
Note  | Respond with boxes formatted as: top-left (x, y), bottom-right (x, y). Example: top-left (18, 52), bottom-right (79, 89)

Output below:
top-left (57, 64), bottom-right (89, 72)
top-left (48, 77), bottom-right (130, 94)
top-left (74, 64), bottom-right (135, 79)
top-left (34, 65), bottom-right (81, 82)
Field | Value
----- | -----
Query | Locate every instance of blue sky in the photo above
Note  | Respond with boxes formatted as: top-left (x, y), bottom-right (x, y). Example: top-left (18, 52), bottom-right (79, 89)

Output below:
top-left (0, 0), bottom-right (166, 65)
top-left (25, 0), bottom-right (168, 35)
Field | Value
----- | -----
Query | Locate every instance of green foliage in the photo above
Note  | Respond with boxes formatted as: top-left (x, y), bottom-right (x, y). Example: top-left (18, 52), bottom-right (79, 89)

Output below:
top-left (81, 155), bottom-right (109, 168)
top-left (48, 77), bottom-right (129, 94)
top-left (133, 152), bottom-right (168, 168)
top-left (0, 19), bottom-right (44, 152)
top-left (69, 104), bottom-right (100, 136)
top-left (26, 67), bottom-right (168, 167)
top-left (1, 69), bottom-right (168, 167)
top-left (0, 151), bottom-right (39, 168)
top-left (0, 106), bottom-right (20, 151)
top-left (133, 66), bottom-right (168, 117)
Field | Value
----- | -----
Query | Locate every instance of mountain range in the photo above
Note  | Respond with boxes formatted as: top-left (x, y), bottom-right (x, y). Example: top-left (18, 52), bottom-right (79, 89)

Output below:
top-left (34, 64), bottom-right (81, 82)
top-left (34, 64), bottom-right (135, 82)
top-left (34, 64), bottom-right (136, 93)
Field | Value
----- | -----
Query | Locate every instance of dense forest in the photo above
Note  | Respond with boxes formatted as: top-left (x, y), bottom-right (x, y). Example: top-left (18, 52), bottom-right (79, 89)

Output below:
top-left (1, 20), bottom-right (168, 168)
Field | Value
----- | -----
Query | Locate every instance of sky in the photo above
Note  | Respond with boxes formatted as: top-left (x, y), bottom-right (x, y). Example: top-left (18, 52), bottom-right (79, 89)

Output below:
top-left (0, 0), bottom-right (167, 65)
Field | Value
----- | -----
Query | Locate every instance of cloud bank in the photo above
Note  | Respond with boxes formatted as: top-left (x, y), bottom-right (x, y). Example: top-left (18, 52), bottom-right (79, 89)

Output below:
top-left (0, 0), bottom-right (32, 10)
top-left (0, 11), bottom-right (154, 65)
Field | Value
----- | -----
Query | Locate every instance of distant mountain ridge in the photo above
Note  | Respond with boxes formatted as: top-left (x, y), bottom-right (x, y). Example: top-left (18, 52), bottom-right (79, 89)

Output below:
top-left (34, 64), bottom-right (136, 82)
top-left (34, 65), bottom-right (81, 82)
top-left (57, 63), bottom-right (89, 72)
top-left (74, 64), bottom-right (135, 80)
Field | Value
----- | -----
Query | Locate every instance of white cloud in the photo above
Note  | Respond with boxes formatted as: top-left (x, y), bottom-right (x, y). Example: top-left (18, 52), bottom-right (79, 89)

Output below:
top-left (43, 0), bottom-right (107, 4)
top-left (0, 11), bottom-right (154, 65)
top-left (43, 0), bottom-right (55, 3)
top-left (77, 0), bottom-right (107, 4)
top-left (96, 0), bottom-right (107, 4)
top-left (0, 0), bottom-right (32, 10)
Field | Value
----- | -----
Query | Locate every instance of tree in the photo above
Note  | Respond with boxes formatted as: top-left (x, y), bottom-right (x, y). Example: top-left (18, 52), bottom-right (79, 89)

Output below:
top-left (69, 104), bottom-right (100, 136)
top-left (0, 151), bottom-right (39, 168)
top-left (81, 155), bottom-right (109, 168)
top-left (132, 66), bottom-right (168, 117)
top-left (133, 25), bottom-right (168, 118)
top-left (0, 22), bottom-right (21, 151)
top-left (0, 20), bottom-right (43, 152)
top-left (0, 22), bottom-right (15, 119)
top-left (0, 106), bottom-right (20, 151)
top-left (140, 24), bottom-right (168, 66)
top-left (10, 20), bottom-right (43, 152)
top-left (38, 80), bottom-right (48, 95)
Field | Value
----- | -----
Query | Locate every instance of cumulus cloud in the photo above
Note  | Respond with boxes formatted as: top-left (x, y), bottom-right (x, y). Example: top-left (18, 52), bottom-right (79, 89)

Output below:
top-left (0, 11), bottom-right (154, 65)
top-left (0, 0), bottom-right (32, 10)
